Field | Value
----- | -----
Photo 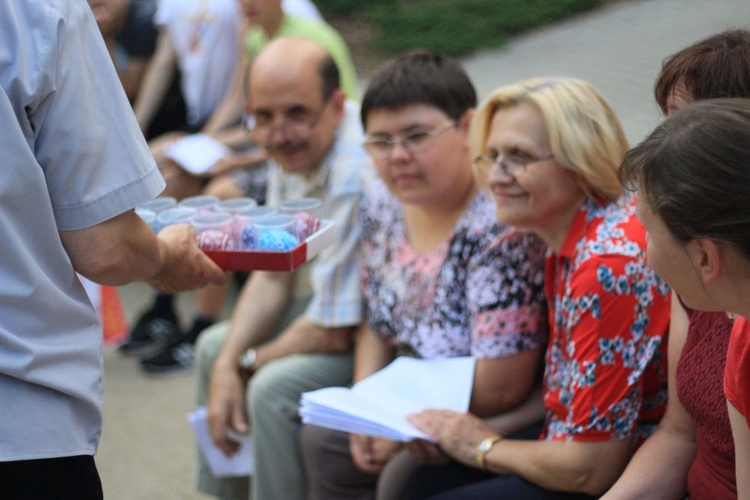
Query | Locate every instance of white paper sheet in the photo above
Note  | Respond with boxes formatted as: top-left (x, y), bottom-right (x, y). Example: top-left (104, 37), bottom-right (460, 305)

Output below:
top-left (187, 407), bottom-right (253, 477)
top-left (165, 134), bottom-right (231, 174)
top-left (300, 356), bottom-right (475, 442)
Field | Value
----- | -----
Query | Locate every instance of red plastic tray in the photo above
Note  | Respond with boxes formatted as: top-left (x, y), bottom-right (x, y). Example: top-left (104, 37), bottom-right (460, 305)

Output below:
top-left (203, 220), bottom-right (335, 272)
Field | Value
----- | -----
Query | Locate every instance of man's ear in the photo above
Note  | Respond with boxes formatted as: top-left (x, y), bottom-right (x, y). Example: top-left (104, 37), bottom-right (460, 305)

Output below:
top-left (687, 237), bottom-right (723, 286)
top-left (329, 88), bottom-right (346, 125)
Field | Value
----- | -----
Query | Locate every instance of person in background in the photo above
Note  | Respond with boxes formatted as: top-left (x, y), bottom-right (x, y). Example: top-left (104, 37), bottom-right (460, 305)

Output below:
top-left (133, 0), bottom-right (241, 137)
top-left (204, 0), bottom-right (358, 139)
top-left (87, 0), bottom-right (188, 139)
top-left (603, 29), bottom-right (750, 500)
top-left (87, 0), bottom-right (157, 102)
top-left (119, 0), bottom-right (244, 360)
top-left (196, 36), bottom-right (372, 500)
top-left (131, 0), bottom-right (361, 374)
top-left (616, 97), bottom-right (750, 499)
top-left (0, 1), bottom-right (225, 497)
top-left (405, 77), bottom-right (671, 499)
top-left (299, 49), bottom-right (549, 500)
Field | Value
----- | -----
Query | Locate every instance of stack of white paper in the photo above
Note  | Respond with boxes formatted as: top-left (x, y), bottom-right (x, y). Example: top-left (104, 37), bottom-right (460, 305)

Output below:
top-left (299, 356), bottom-right (475, 442)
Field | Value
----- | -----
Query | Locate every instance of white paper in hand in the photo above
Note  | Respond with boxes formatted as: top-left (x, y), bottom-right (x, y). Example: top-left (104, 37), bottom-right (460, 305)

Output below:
top-left (165, 134), bottom-right (230, 175)
top-left (300, 356), bottom-right (475, 442)
top-left (187, 406), bottom-right (253, 477)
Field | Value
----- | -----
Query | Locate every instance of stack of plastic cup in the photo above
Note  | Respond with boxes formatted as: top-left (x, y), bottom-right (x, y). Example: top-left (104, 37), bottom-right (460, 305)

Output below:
top-left (279, 197), bottom-right (323, 240)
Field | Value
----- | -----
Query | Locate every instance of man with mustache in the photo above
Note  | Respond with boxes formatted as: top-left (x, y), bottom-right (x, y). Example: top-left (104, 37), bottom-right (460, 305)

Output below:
top-left (195, 36), bottom-right (373, 500)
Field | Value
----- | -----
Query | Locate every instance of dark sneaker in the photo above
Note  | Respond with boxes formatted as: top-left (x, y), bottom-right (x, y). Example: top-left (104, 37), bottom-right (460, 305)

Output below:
top-left (139, 338), bottom-right (194, 376)
top-left (119, 309), bottom-right (181, 357)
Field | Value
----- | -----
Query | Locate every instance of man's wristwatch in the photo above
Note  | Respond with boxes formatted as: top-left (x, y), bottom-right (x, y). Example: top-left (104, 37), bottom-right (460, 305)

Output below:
top-left (238, 348), bottom-right (257, 372)
top-left (475, 435), bottom-right (502, 471)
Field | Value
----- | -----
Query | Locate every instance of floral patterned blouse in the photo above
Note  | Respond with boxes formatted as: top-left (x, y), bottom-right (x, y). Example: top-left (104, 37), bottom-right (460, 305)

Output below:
top-left (542, 196), bottom-right (671, 445)
top-left (360, 180), bottom-right (548, 360)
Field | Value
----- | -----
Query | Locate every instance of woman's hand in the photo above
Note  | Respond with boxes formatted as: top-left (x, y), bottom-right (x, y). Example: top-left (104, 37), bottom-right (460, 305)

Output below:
top-left (407, 409), bottom-right (497, 468)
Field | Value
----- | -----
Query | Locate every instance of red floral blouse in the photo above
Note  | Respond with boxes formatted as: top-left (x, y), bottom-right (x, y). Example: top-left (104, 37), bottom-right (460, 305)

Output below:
top-left (541, 196), bottom-right (671, 446)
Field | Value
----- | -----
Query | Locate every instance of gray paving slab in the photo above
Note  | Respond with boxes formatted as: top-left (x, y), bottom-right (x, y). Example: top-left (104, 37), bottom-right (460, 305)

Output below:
top-left (100, 1), bottom-right (750, 498)
top-left (462, 0), bottom-right (749, 144)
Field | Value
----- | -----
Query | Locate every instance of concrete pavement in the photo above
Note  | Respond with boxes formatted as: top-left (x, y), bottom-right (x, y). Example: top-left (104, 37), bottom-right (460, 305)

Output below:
top-left (100, 1), bottom-right (749, 498)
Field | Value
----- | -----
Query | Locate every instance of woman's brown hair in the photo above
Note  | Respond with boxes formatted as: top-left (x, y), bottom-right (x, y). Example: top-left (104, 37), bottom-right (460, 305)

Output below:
top-left (655, 29), bottom-right (750, 114)
top-left (620, 97), bottom-right (750, 259)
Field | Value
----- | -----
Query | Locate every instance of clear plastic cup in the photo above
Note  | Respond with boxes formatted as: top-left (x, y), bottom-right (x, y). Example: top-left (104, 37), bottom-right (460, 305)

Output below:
top-left (279, 197), bottom-right (323, 218)
top-left (279, 197), bottom-right (323, 240)
top-left (234, 206), bottom-right (279, 250)
top-left (191, 211), bottom-right (234, 250)
top-left (156, 206), bottom-right (198, 229)
top-left (179, 195), bottom-right (220, 213)
top-left (216, 197), bottom-right (258, 214)
top-left (137, 197), bottom-right (178, 214)
top-left (253, 214), bottom-right (299, 252)
top-left (236, 206), bottom-right (278, 219)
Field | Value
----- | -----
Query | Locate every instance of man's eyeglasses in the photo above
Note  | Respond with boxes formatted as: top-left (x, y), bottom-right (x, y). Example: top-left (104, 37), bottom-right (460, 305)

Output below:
top-left (362, 121), bottom-right (455, 159)
top-left (243, 102), bottom-right (327, 147)
top-left (473, 152), bottom-right (554, 178)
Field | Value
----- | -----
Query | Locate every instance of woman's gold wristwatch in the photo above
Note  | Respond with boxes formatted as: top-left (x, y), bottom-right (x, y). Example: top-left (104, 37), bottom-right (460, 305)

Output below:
top-left (475, 435), bottom-right (502, 471)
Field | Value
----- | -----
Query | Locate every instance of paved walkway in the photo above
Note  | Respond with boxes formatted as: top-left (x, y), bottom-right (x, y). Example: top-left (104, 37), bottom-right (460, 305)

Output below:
top-left (101, 1), bottom-right (749, 498)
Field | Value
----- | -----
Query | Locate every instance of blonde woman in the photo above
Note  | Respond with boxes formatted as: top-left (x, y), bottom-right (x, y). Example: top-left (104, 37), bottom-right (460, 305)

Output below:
top-left (406, 78), bottom-right (671, 499)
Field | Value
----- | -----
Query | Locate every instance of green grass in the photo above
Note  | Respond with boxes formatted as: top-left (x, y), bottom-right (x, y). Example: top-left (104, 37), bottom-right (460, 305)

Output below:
top-left (317, 0), bottom-right (605, 57)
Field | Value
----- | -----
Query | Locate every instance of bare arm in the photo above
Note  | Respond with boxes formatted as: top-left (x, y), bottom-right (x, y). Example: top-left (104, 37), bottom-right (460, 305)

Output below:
top-left (200, 20), bottom-right (248, 136)
top-left (99, 35), bottom-right (147, 102)
top-left (119, 56), bottom-right (150, 103)
top-left (409, 410), bottom-right (630, 496)
top-left (470, 348), bottom-right (542, 418)
top-left (349, 324), bottom-right (400, 474)
top-left (602, 294), bottom-right (696, 500)
top-left (484, 382), bottom-right (546, 436)
top-left (215, 270), bottom-right (295, 367)
top-left (208, 270), bottom-right (294, 454)
top-left (208, 269), bottom-right (354, 454)
top-left (211, 126), bottom-right (260, 150)
top-left (407, 367), bottom-right (547, 467)
top-left (59, 209), bottom-right (225, 292)
top-left (729, 402), bottom-right (750, 499)
top-left (353, 323), bottom-right (395, 383)
top-left (254, 314), bottom-right (353, 367)
top-left (133, 29), bottom-right (176, 133)
top-left (199, 68), bottom-right (245, 136)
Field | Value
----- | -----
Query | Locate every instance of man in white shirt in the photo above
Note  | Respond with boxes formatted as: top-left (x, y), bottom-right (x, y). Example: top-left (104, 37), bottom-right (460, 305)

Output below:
top-left (195, 36), bottom-right (372, 499)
